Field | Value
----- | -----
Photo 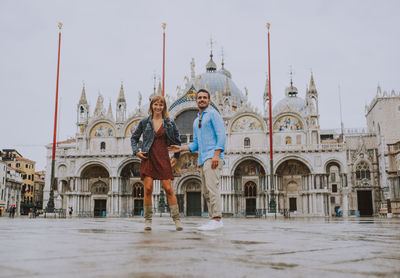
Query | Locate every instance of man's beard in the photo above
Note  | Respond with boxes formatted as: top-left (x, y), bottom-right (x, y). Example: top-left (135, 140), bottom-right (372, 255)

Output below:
top-left (198, 102), bottom-right (209, 109)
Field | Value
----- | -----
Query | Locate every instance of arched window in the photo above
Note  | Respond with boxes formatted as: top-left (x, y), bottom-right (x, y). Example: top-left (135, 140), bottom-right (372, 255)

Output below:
top-left (91, 181), bottom-right (108, 194)
top-left (356, 161), bottom-right (371, 180)
top-left (133, 183), bottom-right (144, 198)
top-left (285, 136), bottom-right (292, 145)
top-left (244, 137), bottom-right (250, 148)
top-left (100, 142), bottom-right (106, 151)
top-left (244, 181), bottom-right (257, 197)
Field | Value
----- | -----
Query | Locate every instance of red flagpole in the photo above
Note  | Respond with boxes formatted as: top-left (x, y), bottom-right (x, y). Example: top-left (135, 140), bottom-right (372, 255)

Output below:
top-left (46, 22), bottom-right (63, 212)
top-left (52, 26), bottom-right (62, 160)
top-left (162, 23), bottom-right (166, 96)
top-left (267, 23), bottom-right (276, 214)
top-left (267, 24), bottom-right (273, 160)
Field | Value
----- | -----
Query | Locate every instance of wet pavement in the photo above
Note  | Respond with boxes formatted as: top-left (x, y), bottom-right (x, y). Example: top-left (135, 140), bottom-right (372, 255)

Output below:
top-left (1, 216), bottom-right (400, 278)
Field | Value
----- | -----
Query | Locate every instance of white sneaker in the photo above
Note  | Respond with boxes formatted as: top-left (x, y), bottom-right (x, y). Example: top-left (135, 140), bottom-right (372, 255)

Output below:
top-left (198, 219), bottom-right (223, 231)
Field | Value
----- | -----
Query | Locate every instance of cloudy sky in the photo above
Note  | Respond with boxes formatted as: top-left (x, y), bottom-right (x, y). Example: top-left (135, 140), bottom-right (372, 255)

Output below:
top-left (1, 0), bottom-right (399, 170)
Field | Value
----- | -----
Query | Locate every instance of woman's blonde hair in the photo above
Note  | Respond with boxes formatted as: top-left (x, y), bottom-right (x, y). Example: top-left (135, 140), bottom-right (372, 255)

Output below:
top-left (148, 95), bottom-right (169, 118)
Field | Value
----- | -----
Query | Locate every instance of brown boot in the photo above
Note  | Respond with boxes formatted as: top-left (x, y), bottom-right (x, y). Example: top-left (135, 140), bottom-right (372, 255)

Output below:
top-left (143, 206), bottom-right (152, 231)
top-left (170, 205), bottom-right (183, 231)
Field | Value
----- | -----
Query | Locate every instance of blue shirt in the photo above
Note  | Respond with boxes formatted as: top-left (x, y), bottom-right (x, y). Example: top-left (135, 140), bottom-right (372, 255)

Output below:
top-left (188, 107), bottom-right (226, 166)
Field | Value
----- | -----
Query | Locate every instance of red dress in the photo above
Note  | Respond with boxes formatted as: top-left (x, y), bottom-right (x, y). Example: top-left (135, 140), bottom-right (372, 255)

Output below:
top-left (140, 125), bottom-right (174, 180)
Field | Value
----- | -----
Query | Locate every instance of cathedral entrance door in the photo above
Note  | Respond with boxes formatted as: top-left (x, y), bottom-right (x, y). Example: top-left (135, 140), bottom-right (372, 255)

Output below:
top-left (134, 199), bottom-right (144, 216)
top-left (94, 200), bottom-right (107, 217)
top-left (289, 198), bottom-right (297, 212)
top-left (246, 198), bottom-right (256, 216)
top-left (357, 190), bottom-right (373, 216)
top-left (186, 192), bottom-right (201, 216)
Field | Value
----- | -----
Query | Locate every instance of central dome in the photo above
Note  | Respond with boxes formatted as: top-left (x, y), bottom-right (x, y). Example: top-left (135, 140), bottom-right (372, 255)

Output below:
top-left (273, 82), bottom-right (306, 113)
top-left (273, 96), bottom-right (306, 113)
top-left (197, 71), bottom-right (244, 100)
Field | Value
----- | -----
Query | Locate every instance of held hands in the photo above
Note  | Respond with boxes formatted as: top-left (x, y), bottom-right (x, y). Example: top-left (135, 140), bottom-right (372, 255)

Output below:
top-left (168, 145), bottom-right (182, 153)
top-left (136, 152), bottom-right (148, 160)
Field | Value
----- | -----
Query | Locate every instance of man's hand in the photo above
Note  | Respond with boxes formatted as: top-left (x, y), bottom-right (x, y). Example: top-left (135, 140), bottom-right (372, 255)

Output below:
top-left (168, 145), bottom-right (182, 153)
top-left (136, 152), bottom-right (148, 160)
top-left (171, 157), bottom-right (177, 167)
top-left (211, 154), bottom-right (220, 169)
top-left (211, 150), bottom-right (222, 169)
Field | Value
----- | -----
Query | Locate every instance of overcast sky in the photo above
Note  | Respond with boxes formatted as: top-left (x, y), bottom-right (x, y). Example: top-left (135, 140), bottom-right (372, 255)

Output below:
top-left (1, 0), bottom-right (399, 170)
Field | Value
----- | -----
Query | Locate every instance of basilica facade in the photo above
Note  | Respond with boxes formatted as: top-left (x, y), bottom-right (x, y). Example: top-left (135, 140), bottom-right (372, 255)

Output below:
top-left (43, 52), bottom-right (399, 218)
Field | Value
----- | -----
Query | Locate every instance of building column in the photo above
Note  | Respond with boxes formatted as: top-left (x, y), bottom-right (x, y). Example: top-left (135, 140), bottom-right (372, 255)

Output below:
top-left (320, 194), bottom-right (324, 216)
top-left (313, 194), bottom-right (317, 215)
top-left (343, 193), bottom-right (348, 218)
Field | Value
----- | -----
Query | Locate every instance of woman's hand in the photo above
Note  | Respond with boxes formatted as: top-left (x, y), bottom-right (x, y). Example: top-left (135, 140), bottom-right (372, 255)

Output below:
top-left (168, 145), bottom-right (182, 153)
top-left (171, 157), bottom-right (177, 167)
top-left (136, 152), bottom-right (148, 160)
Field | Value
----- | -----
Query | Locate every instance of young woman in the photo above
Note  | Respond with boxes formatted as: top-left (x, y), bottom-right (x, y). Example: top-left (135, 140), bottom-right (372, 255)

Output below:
top-left (131, 96), bottom-right (182, 231)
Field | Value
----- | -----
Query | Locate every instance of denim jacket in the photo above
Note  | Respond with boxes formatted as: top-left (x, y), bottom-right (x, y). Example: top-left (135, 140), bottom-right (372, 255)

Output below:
top-left (130, 115), bottom-right (181, 159)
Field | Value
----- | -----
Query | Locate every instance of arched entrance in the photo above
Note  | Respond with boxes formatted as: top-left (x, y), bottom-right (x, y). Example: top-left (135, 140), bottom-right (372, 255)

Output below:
top-left (60, 180), bottom-right (69, 209)
top-left (120, 162), bottom-right (142, 215)
top-left (182, 178), bottom-right (202, 216)
top-left (234, 159), bottom-right (266, 216)
top-left (132, 182), bottom-right (144, 215)
top-left (80, 164), bottom-right (110, 217)
top-left (91, 180), bottom-right (108, 217)
top-left (276, 159), bottom-right (311, 214)
top-left (326, 161), bottom-right (343, 216)
top-left (244, 181), bottom-right (257, 215)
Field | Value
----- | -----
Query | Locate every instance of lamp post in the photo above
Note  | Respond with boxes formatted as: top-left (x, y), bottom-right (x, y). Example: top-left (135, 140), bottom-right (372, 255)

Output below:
top-left (266, 23), bottom-right (276, 215)
top-left (46, 22), bottom-right (63, 213)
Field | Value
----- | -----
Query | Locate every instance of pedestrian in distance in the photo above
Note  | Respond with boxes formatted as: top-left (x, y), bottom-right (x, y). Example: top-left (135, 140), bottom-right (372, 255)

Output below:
top-left (9, 206), bottom-right (15, 218)
top-left (131, 95), bottom-right (183, 231)
top-left (69, 206), bottom-right (73, 217)
top-left (169, 89), bottom-right (226, 231)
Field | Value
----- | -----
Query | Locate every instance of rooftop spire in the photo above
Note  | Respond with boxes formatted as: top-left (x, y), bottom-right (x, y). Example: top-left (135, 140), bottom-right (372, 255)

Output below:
top-left (190, 58), bottom-right (196, 79)
top-left (118, 82), bottom-right (126, 103)
top-left (157, 80), bottom-right (162, 96)
top-left (79, 82), bottom-right (88, 105)
top-left (94, 93), bottom-right (105, 117)
top-left (264, 74), bottom-right (269, 99)
top-left (286, 67), bottom-right (298, 97)
top-left (309, 71), bottom-right (317, 91)
top-left (221, 47), bottom-right (225, 70)
top-left (107, 100), bottom-right (113, 119)
top-left (206, 37), bottom-right (217, 72)
top-left (224, 77), bottom-right (231, 96)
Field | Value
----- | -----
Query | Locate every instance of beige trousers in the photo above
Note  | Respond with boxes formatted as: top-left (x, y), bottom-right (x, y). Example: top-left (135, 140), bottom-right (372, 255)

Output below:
top-left (200, 159), bottom-right (223, 218)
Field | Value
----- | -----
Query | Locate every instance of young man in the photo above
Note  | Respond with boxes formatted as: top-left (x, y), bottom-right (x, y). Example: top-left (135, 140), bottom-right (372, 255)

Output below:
top-left (169, 89), bottom-right (226, 230)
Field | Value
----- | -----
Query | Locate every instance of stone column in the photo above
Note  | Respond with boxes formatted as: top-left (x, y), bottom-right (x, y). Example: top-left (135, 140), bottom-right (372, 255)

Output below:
top-left (320, 194), bottom-right (324, 216)
top-left (312, 194), bottom-right (317, 215)
top-left (343, 192), bottom-right (348, 218)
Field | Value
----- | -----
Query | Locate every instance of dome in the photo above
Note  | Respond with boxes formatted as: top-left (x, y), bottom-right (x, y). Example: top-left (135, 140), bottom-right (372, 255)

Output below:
top-left (197, 71), bottom-right (244, 100)
top-left (273, 95), bottom-right (306, 113)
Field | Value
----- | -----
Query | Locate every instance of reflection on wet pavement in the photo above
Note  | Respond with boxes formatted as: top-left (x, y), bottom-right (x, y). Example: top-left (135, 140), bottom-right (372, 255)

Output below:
top-left (0, 217), bottom-right (399, 278)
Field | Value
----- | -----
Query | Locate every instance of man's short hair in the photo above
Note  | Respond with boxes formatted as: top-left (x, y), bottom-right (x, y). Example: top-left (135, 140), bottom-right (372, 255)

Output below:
top-left (197, 89), bottom-right (210, 99)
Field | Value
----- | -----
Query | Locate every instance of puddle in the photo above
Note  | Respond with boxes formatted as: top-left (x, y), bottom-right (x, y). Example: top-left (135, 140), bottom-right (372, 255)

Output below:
top-left (78, 229), bottom-right (107, 234)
